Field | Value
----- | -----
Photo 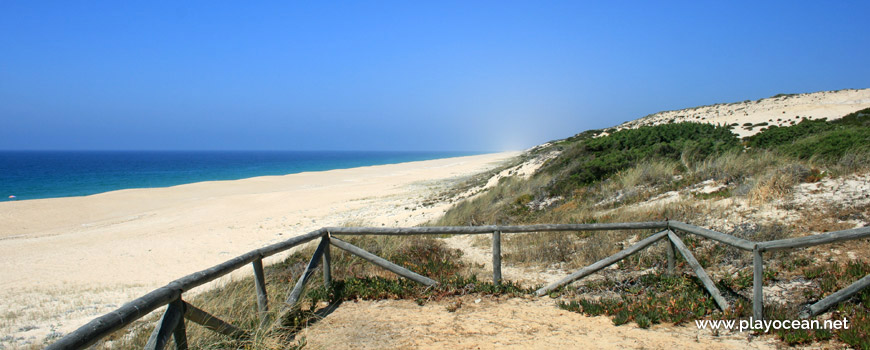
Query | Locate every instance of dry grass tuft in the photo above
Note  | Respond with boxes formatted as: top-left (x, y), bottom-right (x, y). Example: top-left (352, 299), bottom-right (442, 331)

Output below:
top-left (792, 204), bottom-right (869, 234)
top-left (612, 160), bottom-right (679, 190)
top-left (747, 164), bottom-right (809, 205)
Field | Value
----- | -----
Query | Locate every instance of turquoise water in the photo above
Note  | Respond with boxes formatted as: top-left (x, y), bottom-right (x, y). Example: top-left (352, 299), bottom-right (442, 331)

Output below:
top-left (0, 151), bottom-right (479, 201)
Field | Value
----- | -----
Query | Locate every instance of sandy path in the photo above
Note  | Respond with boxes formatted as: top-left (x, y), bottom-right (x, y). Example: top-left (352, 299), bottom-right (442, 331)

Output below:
top-left (442, 235), bottom-right (568, 287)
top-left (298, 296), bottom-right (778, 350)
top-left (0, 152), bottom-right (517, 347)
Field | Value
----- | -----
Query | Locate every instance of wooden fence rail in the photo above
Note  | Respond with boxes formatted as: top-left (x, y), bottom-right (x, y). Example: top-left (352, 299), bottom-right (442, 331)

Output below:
top-left (758, 226), bottom-right (870, 252)
top-left (535, 230), bottom-right (669, 296)
top-left (45, 229), bottom-right (325, 350)
top-left (328, 236), bottom-right (438, 286)
top-left (667, 231), bottom-right (729, 310)
top-left (46, 221), bottom-right (870, 349)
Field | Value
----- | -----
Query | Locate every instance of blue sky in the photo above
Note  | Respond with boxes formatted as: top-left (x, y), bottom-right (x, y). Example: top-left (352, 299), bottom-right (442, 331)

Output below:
top-left (1, 1), bottom-right (868, 151)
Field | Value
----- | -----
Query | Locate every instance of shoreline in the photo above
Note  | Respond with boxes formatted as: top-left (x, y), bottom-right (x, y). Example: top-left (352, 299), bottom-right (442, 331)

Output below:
top-left (0, 150), bottom-right (485, 202)
top-left (0, 151), bottom-right (518, 347)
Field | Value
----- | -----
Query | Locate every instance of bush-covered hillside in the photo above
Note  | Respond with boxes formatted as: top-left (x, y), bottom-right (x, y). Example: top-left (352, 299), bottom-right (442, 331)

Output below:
top-left (544, 122), bottom-right (740, 195)
top-left (747, 108), bottom-right (870, 160)
top-left (438, 108), bottom-right (870, 227)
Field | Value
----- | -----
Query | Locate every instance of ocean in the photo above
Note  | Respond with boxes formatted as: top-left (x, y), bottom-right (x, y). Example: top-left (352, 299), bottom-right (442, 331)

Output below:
top-left (0, 151), bottom-right (478, 201)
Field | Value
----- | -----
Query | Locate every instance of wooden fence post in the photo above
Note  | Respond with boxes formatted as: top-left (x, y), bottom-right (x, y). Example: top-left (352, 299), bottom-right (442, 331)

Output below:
top-left (753, 247), bottom-right (764, 321)
top-left (492, 231), bottom-right (502, 285)
top-left (252, 258), bottom-right (268, 325)
top-left (322, 234), bottom-right (332, 290)
top-left (145, 297), bottom-right (187, 350)
top-left (171, 299), bottom-right (188, 350)
top-left (284, 237), bottom-right (328, 308)
top-left (666, 239), bottom-right (675, 275)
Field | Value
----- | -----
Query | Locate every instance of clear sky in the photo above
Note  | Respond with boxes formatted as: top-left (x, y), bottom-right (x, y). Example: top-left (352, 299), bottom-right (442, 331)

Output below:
top-left (1, 1), bottom-right (869, 152)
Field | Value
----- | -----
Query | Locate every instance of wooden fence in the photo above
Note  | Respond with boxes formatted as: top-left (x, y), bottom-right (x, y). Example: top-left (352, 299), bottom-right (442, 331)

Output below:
top-left (46, 221), bottom-right (870, 350)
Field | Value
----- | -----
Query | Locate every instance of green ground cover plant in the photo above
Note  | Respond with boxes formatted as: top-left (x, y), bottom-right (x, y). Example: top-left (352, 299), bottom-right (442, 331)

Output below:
top-left (559, 260), bottom-right (870, 348)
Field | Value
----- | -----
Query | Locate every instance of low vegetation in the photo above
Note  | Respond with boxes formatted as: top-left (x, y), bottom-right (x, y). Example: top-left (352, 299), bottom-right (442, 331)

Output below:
top-left (558, 272), bottom-right (721, 328)
top-left (556, 260), bottom-right (870, 348)
top-left (434, 108), bottom-right (870, 348)
top-left (747, 109), bottom-right (870, 162)
top-left (436, 108), bottom-right (869, 240)
top-left (543, 122), bottom-right (740, 195)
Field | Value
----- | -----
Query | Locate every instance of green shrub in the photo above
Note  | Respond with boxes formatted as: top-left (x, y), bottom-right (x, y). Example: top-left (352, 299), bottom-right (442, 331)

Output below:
top-left (560, 272), bottom-right (719, 328)
top-left (744, 110), bottom-right (870, 164)
top-left (746, 118), bottom-right (836, 149)
top-left (543, 123), bottom-right (739, 194)
top-left (833, 107), bottom-right (870, 127)
top-left (780, 128), bottom-right (870, 161)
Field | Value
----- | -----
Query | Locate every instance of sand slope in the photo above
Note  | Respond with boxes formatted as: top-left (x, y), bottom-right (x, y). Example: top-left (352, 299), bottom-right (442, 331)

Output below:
top-left (615, 88), bottom-right (870, 137)
top-left (299, 297), bottom-right (778, 350)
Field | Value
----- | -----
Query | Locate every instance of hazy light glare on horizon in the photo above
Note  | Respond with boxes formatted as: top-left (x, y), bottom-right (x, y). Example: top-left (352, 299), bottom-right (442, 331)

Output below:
top-left (0, 1), bottom-right (868, 151)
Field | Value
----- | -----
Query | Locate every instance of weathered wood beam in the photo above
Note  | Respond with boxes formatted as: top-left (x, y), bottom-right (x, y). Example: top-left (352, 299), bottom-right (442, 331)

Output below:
top-left (492, 231), bottom-right (502, 285)
top-left (45, 286), bottom-right (181, 350)
top-left (322, 235), bottom-right (332, 290)
top-left (668, 221), bottom-right (755, 251)
top-left (535, 230), bottom-right (669, 296)
top-left (801, 274), bottom-right (870, 318)
top-left (753, 248), bottom-right (764, 320)
top-left (667, 231), bottom-right (729, 310)
top-left (284, 237), bottom-right (329, 308)
top-left (183, 302), bottom-right (248, 339)
top-left (171, 307), bottom-right (188, 350)
top-left (326, 222), bottom-right (668, 235)
top-left (252, 258), bottom-right (268, 325)
top-left (758, 226), bottom-right (870, 252)
top-left (666, 238), bottom-right (676, 275)
top-left (145, 298), bottom-right (185, 350)
top-left (257, 228), bottom-right (327, 258)
top-left (329, 237), bottom-right (437, 286)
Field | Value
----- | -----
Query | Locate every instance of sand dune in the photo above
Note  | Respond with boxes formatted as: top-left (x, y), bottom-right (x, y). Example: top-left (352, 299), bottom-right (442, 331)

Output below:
top-left (615, 88), bottom-right (870, 137)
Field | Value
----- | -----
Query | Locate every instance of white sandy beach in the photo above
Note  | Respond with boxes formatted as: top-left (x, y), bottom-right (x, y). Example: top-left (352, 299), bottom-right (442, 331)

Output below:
top-left (0, 152), bottom-right (517, 346)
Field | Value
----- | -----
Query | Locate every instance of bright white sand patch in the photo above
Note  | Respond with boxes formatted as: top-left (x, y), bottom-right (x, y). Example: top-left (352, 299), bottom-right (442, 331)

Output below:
top-left (613, 88), bottom-right (870, 138)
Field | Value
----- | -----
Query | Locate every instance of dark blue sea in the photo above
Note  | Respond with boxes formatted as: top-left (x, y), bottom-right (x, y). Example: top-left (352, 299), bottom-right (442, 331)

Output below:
top-left (0, 151), bottom-right (479, 201)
